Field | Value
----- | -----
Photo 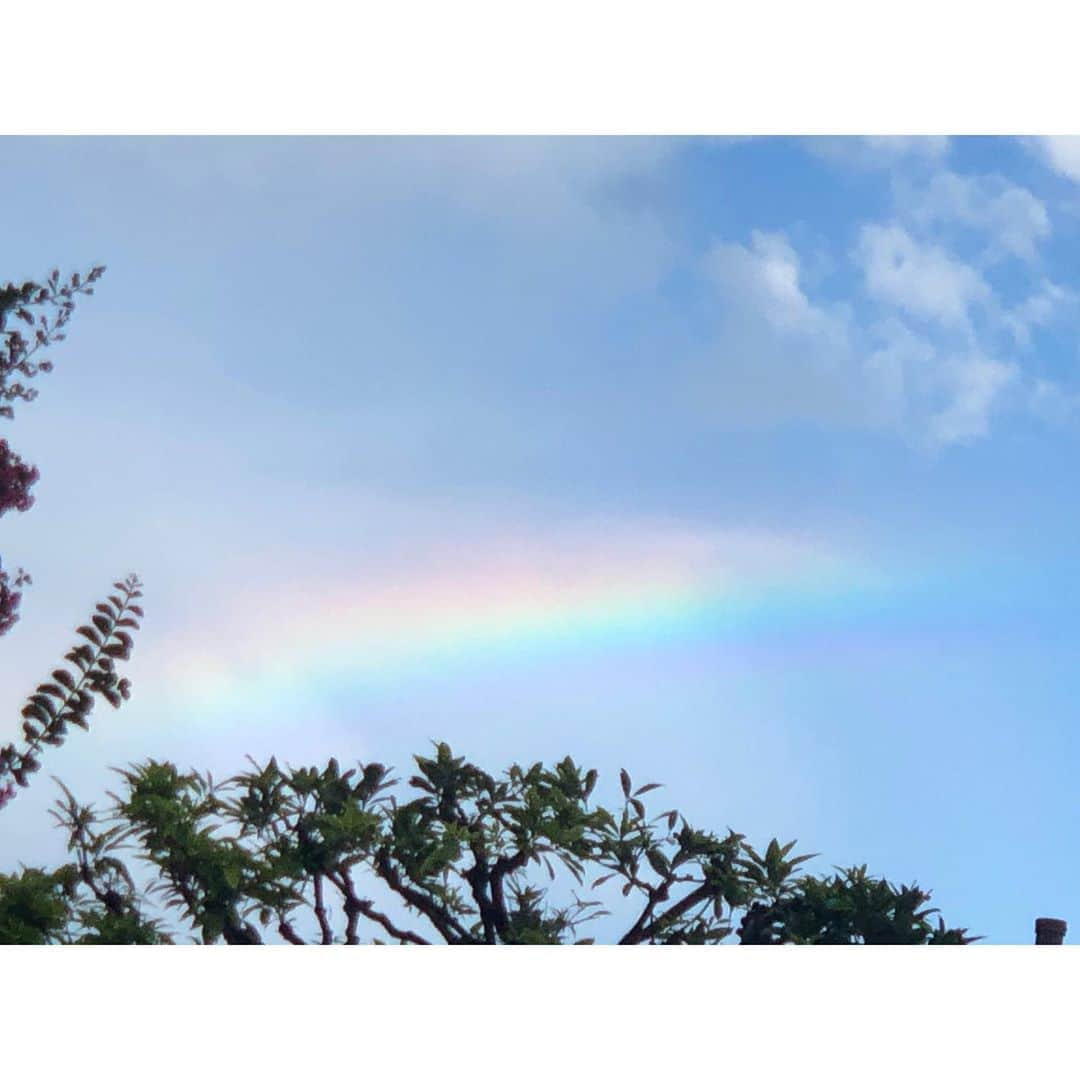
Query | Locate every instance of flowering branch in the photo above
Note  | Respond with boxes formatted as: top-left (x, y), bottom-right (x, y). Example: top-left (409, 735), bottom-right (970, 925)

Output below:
top-left (0, 575), bottom-right (144, 810)
top-left (0, 266), bottom-right (106, 418)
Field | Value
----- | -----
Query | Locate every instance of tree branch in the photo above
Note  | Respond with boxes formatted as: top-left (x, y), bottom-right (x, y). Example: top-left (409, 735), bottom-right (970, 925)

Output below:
top-left (487, 848), bottom-right (531, 941)
top-left (356, 899), bottom-right (431, 945)
top-left (619, 879), bottom-right (671, 946)
top-left (329, 869), bottom-right (431, 945)
top-left (278, 916), bottom-right (306, 945)
top-left (463, 846), bottom-right (498, 944)
top-left (619, 881), bottom-right (712, 945)
top-left (374, 849), bottom-right (474, 944)
top-left (313, 872), bottom-right (333, 944)
top-left (221, 916), bottom-right (262, 944)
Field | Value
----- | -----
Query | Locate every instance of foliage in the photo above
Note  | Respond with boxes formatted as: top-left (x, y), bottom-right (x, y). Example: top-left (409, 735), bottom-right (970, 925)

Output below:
top-left (0, 745), bottom-right (978, 944)
top-left (0, 266), bottom-right (144, 816)
top-left (0, 577), bottom-right (144, 810)
top-left (0, 266), bottom-right (106, 640)
top-left (0, 778), bottom-right (169, 944)
top-left (0, 267), bottom-right (105, 418)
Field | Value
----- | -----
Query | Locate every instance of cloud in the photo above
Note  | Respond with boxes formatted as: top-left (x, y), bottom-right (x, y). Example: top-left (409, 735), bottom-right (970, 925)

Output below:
top-left (698, 228), bottom-right (1023, 449)
top-left (923, 351), bottom-right (1017, 447)
top-left (132, 136), bottom-right (676, 204)
top-left (705, 230), bottom-right (844, 339)
top-left (903, 171), bottom-right (1050, 262)
top-left (862, 320), bottom-right (1016, 449)
top-left (861, 318), bottom-right (934, 434)
top-left (1000, 280), bottom-right (1072, 346)
top-left (1029, 378), bottom-right (1080, 427)
top-left (854, 224), bottom-right (989, 328)
top-left (850, 158), bottom-right (1075, 440)
top-left (741, 144), bottom-right (1072, 445)
top-left (861, 135), bottom-right (950, 159)
top-left (808, 136), bottom-right (949, 171)
top-left (862, 320), bottom-right (1017, 449)
top-left (1030, 136), bottom-right (1080, 182)
top-left (697, 231), bottom-right (873, 430)
top-left (77, 136), bottom-right (683, 311)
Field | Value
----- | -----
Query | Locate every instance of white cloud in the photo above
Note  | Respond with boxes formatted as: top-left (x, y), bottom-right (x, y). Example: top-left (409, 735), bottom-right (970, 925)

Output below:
top-left (924, 352), bottom-right (1016, 448)
top-left (1000, 280), bottom-right (1072, 346)
top-left (1029, 378), bottom-right (1076, 425)
top-left (862, 320), bottom-right (1016, 448)
top-left (1029, 378), bottom-right (1080, 426)
top-left (699, 230), bottom-right (1025, 449)
top-left (131, 136), bottom-right (681, 304)
top-left (854, 224), bottom-right (989, 327)
top-left (862, 135), bottom-right (950, 159)
top-left (986, 186), bottom-right (1051, 262)
top-left (849, 158), bottom-right (1074, 442)
top-left (803, 145), bottom-right (1071, 443)
top-left (1030, 136), bottom-right (1080, 182)
top-left (698, 231), bottom-right (871, 430)
top-left (862, 318), bottom-right (934, 434)
top-left (904, 171), bottom-right (1050, 262)
top-left (808, 136), bottom-right (949, 171)
top-left (705, 230), bottom-right (844, 339)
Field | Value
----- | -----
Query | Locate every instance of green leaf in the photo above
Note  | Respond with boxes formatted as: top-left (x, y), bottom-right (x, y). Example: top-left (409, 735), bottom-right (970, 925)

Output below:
top-left (646, 849), bottom-right (671, 878)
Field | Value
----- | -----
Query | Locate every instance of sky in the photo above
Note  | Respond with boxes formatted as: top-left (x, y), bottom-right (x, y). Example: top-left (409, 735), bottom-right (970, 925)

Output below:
top-left (3, 135), bottom-right (1080, 943)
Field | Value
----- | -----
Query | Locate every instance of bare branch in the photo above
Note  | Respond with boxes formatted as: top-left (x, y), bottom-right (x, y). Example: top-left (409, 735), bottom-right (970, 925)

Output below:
top-left (374, 849), bottom-right (474, 944)
top-left (313, 873), bottom-right (333, 945)
top-left (619, 881), bottom-right (712, 945)
top-left (329, 870), bottom-right (430, 945)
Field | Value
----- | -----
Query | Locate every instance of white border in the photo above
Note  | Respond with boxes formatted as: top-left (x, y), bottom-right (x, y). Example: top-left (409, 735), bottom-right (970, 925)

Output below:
top-left (1, 946), bottom-right (1077, 1073)
top-left (2, 1), bottom-right (1079, 133)
top-left (4, 3), bottom-right (1080, 1071)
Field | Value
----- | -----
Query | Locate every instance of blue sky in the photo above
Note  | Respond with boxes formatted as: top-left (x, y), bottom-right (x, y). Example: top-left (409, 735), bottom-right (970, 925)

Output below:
top-left (4, 136), bottom-right (1080, 942)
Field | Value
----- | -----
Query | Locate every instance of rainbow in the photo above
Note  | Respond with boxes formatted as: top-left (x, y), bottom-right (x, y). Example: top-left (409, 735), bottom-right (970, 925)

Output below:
top-left (141, 527), bottom-right (1053, 728)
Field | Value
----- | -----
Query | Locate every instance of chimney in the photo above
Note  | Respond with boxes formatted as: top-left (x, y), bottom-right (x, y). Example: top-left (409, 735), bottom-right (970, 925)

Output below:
top-left (1035, 918), bottom-right (1067, 945)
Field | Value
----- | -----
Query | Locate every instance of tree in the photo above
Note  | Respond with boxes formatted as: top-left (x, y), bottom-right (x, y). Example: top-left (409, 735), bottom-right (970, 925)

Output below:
top-left (0, 268), bottom-right (143, 813)
top-left (0, 743), bottom-right (978, 944)
top-left (0, 266), bottom-right (974, 946)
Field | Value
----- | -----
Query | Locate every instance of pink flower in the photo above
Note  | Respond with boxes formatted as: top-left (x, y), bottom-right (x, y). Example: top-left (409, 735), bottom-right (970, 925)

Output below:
top-left (0, 567), bottom-right (29, 638)
top-left (0, 439), bottom-right (39, 518)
